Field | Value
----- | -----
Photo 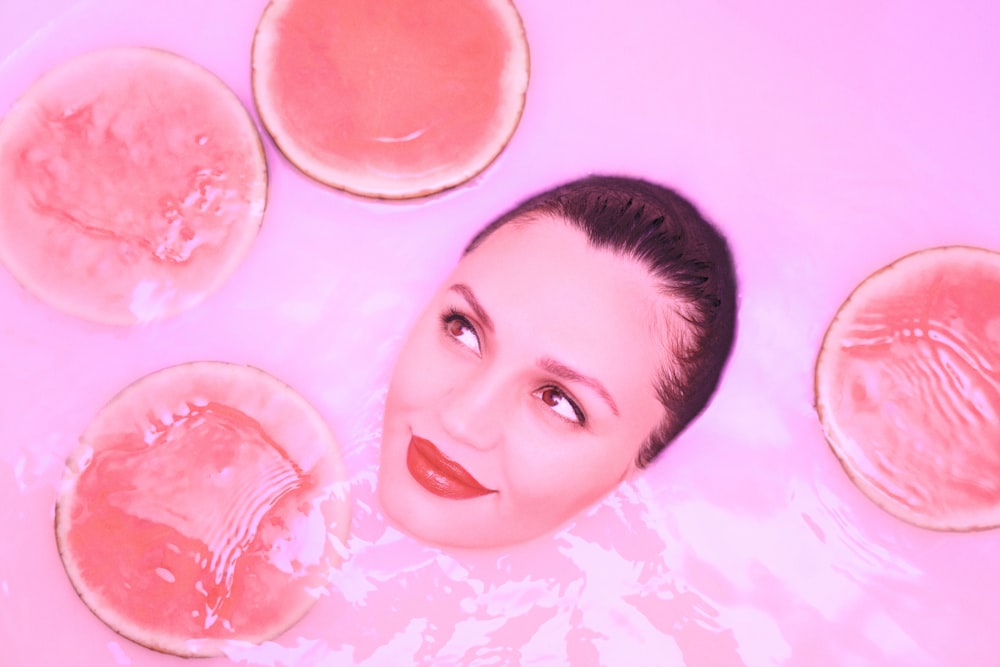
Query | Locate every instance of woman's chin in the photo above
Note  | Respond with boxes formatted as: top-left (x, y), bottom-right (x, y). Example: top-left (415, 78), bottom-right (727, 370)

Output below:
top-left (376, 477), bottom-right (496, 549)
top-left (375, 478), bottom-right (568, 550)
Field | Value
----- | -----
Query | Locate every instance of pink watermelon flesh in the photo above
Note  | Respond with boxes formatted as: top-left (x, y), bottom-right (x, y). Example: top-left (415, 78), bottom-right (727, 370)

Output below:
top-left (252, 0), bottom-right (529, 198)
top-left (816, 246), bottom-right (1000, 530)
top-left (56, 362), bottom-right (348, 657)
top-left (0, 47), bottom-right (266, 324)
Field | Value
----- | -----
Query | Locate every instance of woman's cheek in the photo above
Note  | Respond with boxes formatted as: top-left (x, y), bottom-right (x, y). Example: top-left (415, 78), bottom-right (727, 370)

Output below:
top-left (514, 426), bottom-right (623, 504)
top-left (502, 418), bottom-right (575, 494)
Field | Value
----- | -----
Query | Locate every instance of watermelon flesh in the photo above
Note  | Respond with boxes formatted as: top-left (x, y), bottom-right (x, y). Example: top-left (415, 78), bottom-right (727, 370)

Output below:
top-left (0, 47), bottom-right (267, 324)
top-left (56, 362), bottom-right (348, 657)
top-left (816, 246), bottom-right (1000, 530)
top-left (251, 0), bottom-right (529, 198)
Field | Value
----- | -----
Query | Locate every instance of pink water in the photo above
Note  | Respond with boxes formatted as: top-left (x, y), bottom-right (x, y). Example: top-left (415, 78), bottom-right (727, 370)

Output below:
top-left (2, 1), bottom-right (999, 665)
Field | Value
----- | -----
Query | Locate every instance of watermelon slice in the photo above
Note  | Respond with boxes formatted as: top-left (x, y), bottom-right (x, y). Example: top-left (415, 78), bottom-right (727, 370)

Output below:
top-left (815, 246), bottom-right (1000, 530)
top-left (251, 0), bottom-right (530, 199)
top-left (55, 362), bottom-right (349, 657)
top-left (0, 47), bottom-right (267, 325)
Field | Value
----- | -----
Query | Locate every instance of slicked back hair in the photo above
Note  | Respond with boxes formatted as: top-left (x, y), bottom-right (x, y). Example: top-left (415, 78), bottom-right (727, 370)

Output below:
top-left (465, 175), bottom-right (737, 467)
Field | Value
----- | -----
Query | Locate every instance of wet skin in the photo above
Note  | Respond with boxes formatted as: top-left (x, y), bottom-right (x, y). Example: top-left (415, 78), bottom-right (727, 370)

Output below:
top-left (378, 214), bottom-right (680, 548)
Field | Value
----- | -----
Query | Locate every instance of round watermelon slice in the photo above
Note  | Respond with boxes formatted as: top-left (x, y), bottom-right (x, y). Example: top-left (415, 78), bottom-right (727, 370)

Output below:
top-left (55, 362), bottom-right (350, 657)
top-left (0, 47), bottom-right (267, 325)
top-left (251, 0), bottom-right (530, 199)
top-left (815, 246), bottom-right (1000, 530)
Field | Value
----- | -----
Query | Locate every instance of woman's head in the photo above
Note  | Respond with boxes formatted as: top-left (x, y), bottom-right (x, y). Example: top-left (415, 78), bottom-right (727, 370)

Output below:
top-left (378, 175), bottom-right (737, 548)
top-left (466, 175), bottom-right (738, 466)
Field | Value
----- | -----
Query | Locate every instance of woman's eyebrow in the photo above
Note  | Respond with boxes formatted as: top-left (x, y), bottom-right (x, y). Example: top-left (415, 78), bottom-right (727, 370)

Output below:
top-left (537, 357), bottom-right (620, 417)
top-left (449, 283), bottom-right (495, 332)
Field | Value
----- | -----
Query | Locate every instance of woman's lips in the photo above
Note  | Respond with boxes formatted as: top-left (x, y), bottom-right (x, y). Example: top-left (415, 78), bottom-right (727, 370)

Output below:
top-left (406, 435), bottom-right (496, 499)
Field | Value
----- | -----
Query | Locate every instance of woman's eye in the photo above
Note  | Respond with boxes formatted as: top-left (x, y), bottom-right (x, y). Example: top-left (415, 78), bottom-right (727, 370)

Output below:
top-left (443, 313), bottom-right (481, 355)
top-left (535, 386), bottom-right (585, 425)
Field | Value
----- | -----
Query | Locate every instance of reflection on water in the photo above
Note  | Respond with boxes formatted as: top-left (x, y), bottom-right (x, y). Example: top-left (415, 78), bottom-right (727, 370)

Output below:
top-left (207, 389), bottom-right (896, 667)
top-left (210, 387), bottom-right (744, 665)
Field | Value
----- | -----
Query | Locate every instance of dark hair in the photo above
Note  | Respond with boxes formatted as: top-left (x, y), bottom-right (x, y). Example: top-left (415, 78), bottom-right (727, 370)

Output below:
top-left (465, 175), bottom-right (737, 467)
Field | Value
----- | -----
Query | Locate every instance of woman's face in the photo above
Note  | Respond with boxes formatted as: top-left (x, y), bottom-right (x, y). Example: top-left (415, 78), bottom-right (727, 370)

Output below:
top-left (378, 214), bottom-right (674, 548)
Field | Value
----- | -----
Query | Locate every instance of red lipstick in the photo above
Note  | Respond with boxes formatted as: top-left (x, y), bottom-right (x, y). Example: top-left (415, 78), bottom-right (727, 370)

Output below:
top-left (406, 435), bottom-right (496, 499)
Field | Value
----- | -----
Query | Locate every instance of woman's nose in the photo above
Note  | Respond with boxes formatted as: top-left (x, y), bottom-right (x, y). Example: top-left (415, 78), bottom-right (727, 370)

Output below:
top-left (439, 369), bottom-right (506, 451)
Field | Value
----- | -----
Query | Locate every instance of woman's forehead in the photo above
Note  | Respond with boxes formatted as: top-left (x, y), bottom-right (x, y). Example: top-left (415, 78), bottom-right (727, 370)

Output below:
top-left (456, 214), bottom-right (682, 327)
top-left (447, 215), bottom-right (675, 396)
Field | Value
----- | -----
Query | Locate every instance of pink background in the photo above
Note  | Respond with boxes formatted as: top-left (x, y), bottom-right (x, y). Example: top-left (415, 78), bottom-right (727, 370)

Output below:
top-left (2, 1), bottom-right (999, 665)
